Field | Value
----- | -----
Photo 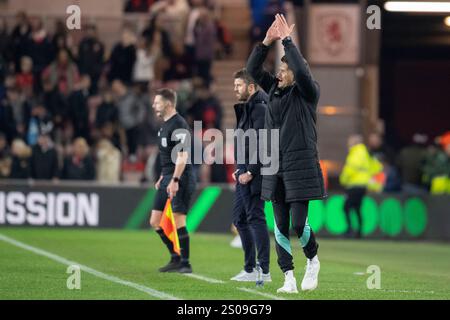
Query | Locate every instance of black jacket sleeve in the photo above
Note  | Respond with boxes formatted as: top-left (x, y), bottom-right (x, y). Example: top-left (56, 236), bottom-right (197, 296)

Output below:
top-left (282, 38), bottom-right (320, 103)
top-left (247, 102), bottom-right (266, 175)
top-left (246, 43), bottom-right (277, 93)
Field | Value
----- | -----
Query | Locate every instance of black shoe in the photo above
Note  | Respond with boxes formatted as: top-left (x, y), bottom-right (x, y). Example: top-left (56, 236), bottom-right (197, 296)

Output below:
top-left (176, 263), bottom-right (193, 274)
top-left (158, 259), bottom-right (181, 272)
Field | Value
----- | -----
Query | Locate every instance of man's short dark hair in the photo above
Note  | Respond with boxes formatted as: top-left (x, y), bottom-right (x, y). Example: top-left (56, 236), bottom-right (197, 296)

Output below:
top-left (156, 88), bottom-right (177, 108)
top-left (234, 68), bottom-right (257, 86)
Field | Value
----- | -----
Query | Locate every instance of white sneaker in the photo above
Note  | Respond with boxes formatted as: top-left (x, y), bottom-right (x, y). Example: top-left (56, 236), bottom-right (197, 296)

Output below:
top-left (230, 235), bottom-right (242, 249)
top-left (277, 270), bottom-right (298, 293)
top-left (301, 255), bottom-right (320, 291)
top-left (230, 270), bottom-right (256, 281)
top-left (262, 272), bottom-right (272, 282)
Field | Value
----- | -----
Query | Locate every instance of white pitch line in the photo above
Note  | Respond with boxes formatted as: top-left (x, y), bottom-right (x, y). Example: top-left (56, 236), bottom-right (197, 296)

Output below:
top-left (182, 273), bottom-right (286, 300)
top-left (237, 287), bottom-right (287, 300)
top-left (183, 273), bottom-right (226, 284)
top-left (0, 233), bottom-right (179, 300)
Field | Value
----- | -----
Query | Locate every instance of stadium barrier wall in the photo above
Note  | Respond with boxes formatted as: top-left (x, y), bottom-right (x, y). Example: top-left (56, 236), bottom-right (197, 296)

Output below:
top-left (1, 181), bottom-right (449, 241)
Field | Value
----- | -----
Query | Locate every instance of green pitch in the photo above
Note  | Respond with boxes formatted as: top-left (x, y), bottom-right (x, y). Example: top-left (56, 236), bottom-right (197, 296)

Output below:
top-left (0, 228), bottom-right (449, 300)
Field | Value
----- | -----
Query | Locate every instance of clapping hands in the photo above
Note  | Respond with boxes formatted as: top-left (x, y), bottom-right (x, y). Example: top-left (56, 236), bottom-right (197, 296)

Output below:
top-left (262, 13), bottom-right (296, 46)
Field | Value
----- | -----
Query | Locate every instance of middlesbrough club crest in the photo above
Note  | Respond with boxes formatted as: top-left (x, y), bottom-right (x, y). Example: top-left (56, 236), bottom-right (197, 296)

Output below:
top-left (308, 5), bottom-right (360, 65)
top-left (317, 13), bottom-right (351, 57)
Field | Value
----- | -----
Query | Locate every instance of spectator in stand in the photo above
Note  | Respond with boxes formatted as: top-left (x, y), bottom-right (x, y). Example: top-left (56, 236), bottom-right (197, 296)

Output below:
top-left (0, 18), bottom-right (11, 69)
top-left (51, 19), bottom-right (73, 58)
top-left (142, 13), bottom-right (174, 83)
top-left (42, 48), bottom-right (80, 97)
top-left (16, 56), bottom-right (34, 98)
top-left (25, 17), bottom-right (53, 88)
top-left (3, 86), bottom-right (31, 140)
top-left (214, 9), bottom-right (233, 58)
top-left (61, 137), bottom-right (95, 180)
top-left (396, 133), bottom-right (428, 194)
top-left (67, 74), bottom-right (91, 142)
top-left (30, 132), bottom-right (59, 180)
top-left (41, 77), bottom-right (68, 140)
top-left (185, 0), bottom-right (207, 65)
top-left (112, 79), bottom-right (146, 159)
top-left (9, 138), bottom-right (31, 179)
top-left (95, 90), bottom-right (123, 151)
top-left (150, 0), bottom-right (190, 55)
top-left (0, 133), bottom-right (12, 179)
top-left (132, 36), bottom-right (159, 90)
top-left (96, 139), bottom-right (121, 183)
top-left (194, 8), bottom-right (217, 87)
top-left (187, 78), bottom-right (222, 130)
top-left (10, 11), bottom-right (31, 71)
top-left (108, 27), bottom-right (137, 84)
top-left (26, 101), bottom-right (53, 146)
top-left (76, 24), bottom-right (104, 94)
top-left (0, 89), bottom-right (18, 143)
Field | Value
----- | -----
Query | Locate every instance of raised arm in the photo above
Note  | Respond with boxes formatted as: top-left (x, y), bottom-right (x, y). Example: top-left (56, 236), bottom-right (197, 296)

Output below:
top-left (283, 38), bottom-right (319, 102)
top-left (276, 14), bottom-right (319, 102)
top-left (246, 20), bottom-right (279, 93)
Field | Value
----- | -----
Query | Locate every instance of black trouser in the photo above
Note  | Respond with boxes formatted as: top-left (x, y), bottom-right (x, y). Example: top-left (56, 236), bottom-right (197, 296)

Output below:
top-left (232, 183), bottom-right (271, 274)
top-left (273, 177), bottom-right (318, 273)
top-left (344, 186), bottom-right (366, 236)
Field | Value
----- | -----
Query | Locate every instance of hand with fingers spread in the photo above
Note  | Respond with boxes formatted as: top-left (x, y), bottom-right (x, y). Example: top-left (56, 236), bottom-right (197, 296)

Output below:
top-left (263, 19), bottom-right (281, 46)
top-left (275, 13), bottom-right (295, 40)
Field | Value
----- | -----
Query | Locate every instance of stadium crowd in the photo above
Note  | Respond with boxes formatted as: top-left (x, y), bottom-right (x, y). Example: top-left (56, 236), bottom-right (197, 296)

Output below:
top-left (0, 0), bottom-right (233, 184)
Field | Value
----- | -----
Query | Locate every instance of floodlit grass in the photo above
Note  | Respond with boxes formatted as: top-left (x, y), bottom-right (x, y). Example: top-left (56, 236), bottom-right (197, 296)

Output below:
top-left (0, 228), bottom-right (449, 300)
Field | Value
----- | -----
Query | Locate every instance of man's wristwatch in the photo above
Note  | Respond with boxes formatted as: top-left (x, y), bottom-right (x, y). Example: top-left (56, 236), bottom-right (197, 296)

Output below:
top-left (246, 171), bottom-right (253, 177)
top-left (172, 177), bottom-right (180, 183)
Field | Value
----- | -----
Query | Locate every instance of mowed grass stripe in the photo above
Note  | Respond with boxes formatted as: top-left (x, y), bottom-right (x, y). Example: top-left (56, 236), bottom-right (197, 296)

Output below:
top-left (0, 233), bottom-right (180, 300)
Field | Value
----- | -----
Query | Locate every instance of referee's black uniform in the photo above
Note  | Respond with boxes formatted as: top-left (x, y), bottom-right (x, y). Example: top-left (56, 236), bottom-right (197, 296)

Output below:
top-left (153, 113), bottom-right (196, 272)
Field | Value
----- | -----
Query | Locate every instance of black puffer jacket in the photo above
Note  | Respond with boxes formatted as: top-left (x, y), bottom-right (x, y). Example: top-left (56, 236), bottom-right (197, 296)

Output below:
top-left (234, 90), bottom-right (268, 195)
top-left (246, 38), bottom-right (326, 202)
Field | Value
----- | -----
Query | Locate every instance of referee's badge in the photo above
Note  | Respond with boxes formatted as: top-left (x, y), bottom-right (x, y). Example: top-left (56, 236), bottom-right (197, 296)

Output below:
top-left (161, 137), bottom-right (167, 147)
top-left (175, 133), bottom-right (187, 143)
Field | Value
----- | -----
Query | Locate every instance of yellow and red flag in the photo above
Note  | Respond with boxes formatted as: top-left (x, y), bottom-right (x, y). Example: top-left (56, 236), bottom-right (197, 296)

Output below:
top-left (159, 199), bottom-right (180, 255)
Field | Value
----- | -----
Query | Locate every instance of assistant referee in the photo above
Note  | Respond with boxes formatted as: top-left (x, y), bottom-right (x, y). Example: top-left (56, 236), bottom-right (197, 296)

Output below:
top-left (149, 88), bottom-right (196, 274)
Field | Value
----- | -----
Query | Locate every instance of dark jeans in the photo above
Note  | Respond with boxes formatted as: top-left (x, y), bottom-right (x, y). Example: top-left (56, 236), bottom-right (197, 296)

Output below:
top-left (272, 176), bottom-right (319, 273)
top-left (232, 183), bottom-right (270, 274)
top-left (344, 186), bottom-right (366, 237)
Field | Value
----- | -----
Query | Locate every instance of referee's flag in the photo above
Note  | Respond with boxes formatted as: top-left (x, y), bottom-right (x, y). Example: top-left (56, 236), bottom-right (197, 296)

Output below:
top-left (160, 198), bottom-right (180, 255)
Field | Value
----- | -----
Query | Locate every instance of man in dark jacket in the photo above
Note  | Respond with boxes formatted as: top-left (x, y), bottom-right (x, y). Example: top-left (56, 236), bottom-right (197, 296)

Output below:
top-left (77, 24), bottom-right (104, 94)
top-left (30, 133), bottom-right (59, 180)
top-left (246, 14), bottom-right (326, 293)
top-left (61, 137), bottom-right (95, 180)
top-left (68, 74), bottom-right (91, 142)
top-left (230, 69), bottom-right (271, 283)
